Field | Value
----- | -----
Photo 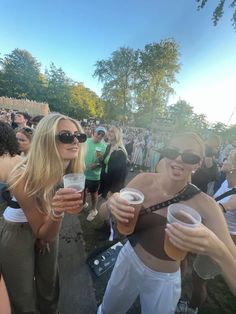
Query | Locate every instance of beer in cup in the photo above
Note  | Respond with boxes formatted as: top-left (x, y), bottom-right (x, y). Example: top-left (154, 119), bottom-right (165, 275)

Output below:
top-left (95, 147), bottom-right (102, 159)
top-left (118, 188), bottom-right (144, 235)
top-left (63, 173), bottom-right (85, 214)
top-left (164, 203), bottom-right (201, 261)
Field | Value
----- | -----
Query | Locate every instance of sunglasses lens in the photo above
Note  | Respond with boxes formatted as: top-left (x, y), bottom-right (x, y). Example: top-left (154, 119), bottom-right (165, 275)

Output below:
top-left (182, 153), bottom-right (200, 164)
top-left (58, 133), bottom-right (74, 143)
top-left (78, 133), bottom-right (87, 143)
top-left (162, 148), bottom-right (179, 160)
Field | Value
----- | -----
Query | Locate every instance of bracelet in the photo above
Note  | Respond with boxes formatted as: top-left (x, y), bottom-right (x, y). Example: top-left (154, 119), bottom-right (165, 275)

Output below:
top-left (219, 203), bottom-right (226, 213)
top-left (50, 209), bottom-right (65, 221)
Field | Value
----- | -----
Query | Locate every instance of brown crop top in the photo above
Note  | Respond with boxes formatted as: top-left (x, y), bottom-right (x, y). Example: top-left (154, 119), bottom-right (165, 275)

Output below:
top-left (128, 183), bottom-right (201, 261)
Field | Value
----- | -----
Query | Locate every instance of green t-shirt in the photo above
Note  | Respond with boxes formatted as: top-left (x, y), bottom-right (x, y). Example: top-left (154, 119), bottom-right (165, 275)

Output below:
top-left (85, 138), bottom-right (107, 181)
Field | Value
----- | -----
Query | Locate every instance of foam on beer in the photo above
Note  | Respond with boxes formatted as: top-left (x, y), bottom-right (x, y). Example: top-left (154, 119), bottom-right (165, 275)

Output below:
top-left (120, 191), bottom-right (143, 204)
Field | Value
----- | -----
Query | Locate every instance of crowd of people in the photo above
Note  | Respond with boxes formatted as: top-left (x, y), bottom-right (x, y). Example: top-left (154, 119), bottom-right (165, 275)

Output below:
top-left (1, 107), bottom-right (236, 314)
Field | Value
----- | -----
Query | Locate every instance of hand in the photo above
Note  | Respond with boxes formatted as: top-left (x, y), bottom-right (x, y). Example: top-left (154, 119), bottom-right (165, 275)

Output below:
top-left (90, 163), bottom-right (98, 170)
top-left (52, 188), bottom-right (83, 214)
top-left (165, 223), bottom-right (220, 258)
top-left (36, 239), bottom-right (50, 255)
top-left (107, 192), bottom-right (135, 224)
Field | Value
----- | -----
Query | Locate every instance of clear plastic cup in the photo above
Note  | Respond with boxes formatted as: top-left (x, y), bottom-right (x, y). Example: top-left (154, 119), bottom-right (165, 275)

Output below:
top-left (63, 173), bottom-right (85, 214)
top-left (164, 203), bottom-right (202, 261)
top-left (118, 188), bottom-right (144, 235)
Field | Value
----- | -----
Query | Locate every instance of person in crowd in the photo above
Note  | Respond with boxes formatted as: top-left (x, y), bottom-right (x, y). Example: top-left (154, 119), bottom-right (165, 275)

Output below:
top-left (192, 133), bottom-right (221, 194)
top-left (99, 126), bottom-right (127, 199)
top-left (16, 127), bottom-right (34, 155)
top-left (176, 148), bottom-right (236, 314)
top-left (0, 121), bottom-right (22, 184)
top-left (13, 111), bottom-right (31, 129)
top-left (97, 132), bottom-right (236, 314)
top-left (97, 126), bottom-right (128, 240)
top-left (0, 113), bottom-right (86, 313)
top-left (125, 134), bottom-right (134, 166)
top-left (30, 115), bottom-right (44, 129)
top-left (130, 133), bottom-right (145, 172)
top-left (84, 126), bottom-right (107, 221)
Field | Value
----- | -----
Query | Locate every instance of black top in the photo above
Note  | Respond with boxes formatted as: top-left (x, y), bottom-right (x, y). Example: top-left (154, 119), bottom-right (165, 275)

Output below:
top-left (99, 144), bottom-right (127, 198)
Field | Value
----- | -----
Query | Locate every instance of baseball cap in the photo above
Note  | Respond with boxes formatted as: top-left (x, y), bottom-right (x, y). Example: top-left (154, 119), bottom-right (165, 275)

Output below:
top-left (95, 126), bottom-right (106, 134)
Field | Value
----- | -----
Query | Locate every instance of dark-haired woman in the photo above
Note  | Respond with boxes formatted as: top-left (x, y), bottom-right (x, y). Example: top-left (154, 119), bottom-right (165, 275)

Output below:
top-left (0, 121), bottom-right (22, 183)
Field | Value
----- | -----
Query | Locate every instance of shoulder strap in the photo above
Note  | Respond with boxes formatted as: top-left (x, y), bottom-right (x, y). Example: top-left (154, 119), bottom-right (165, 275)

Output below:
top-left (215, 188), bottom-right (236, 202)
top-left (1, 184), bottom-right (21, 209)
top-left (141, 183), bottom-right (201, 215)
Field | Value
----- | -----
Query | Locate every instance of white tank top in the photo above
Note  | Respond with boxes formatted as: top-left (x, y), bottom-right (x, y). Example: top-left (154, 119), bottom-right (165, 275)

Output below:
top-left (3, 197), bottom-right (28, 222)
top-left (214, 180), bottom-right (236, 235)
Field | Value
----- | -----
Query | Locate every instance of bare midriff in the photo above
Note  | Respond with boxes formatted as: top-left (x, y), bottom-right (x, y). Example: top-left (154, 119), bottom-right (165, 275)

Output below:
top-left (133, 242), bottom-right (180, 273)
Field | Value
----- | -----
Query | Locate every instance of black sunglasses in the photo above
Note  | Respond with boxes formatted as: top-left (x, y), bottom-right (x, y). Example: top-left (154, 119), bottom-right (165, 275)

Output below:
top-left (56, 131), bottom-right (87, 144)
top-left (162, 148), bottom-right (201, 165)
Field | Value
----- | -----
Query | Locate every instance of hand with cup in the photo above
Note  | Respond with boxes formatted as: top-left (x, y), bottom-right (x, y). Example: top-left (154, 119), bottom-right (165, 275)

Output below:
top-left (164, 204), bottom-right (201, 261)
top-left (62, 173), bottom-right (86, 214)
top-left (108, 188), bottom-right (144, 235)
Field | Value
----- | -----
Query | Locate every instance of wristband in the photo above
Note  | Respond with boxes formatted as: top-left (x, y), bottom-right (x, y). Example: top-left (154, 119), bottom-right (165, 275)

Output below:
top-left (50, 209), bottom-right (65, 221)
top-left (219, 203), bottom-right (226, 213)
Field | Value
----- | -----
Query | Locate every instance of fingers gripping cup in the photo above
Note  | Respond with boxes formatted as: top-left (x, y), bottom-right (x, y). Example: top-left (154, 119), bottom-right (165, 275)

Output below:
top-left (164, 204), bottom-right (202, 261)
top-left (63, 173), bottom-right (86, 214)
top-left (118, 188), bottom-right (144, 235)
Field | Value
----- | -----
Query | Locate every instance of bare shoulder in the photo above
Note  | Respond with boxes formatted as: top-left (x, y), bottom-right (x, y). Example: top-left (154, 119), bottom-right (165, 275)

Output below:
top-left (127, 172), bottom-right (158, 191)
top-left (190, 190), bottom-right (220, 218)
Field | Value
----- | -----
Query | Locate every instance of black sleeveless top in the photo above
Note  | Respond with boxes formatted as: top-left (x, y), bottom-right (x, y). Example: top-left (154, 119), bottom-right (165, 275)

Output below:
top-left (128, 184), bottom-right (201, 261)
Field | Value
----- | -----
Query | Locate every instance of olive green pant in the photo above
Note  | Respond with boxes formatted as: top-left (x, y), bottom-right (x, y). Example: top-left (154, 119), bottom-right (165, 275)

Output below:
top-left (0, 218), bottom-right (59, 314)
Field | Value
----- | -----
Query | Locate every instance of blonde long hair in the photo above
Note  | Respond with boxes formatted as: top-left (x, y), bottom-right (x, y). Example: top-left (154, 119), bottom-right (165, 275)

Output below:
top-left (109, 126), bottom-right (127, 156)
top-left (9, 113), bottom-right (86, 214)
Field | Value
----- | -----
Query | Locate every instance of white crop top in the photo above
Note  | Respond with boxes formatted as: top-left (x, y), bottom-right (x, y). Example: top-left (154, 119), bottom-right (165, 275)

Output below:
top-left (3, 197), bottom-right (28, 222)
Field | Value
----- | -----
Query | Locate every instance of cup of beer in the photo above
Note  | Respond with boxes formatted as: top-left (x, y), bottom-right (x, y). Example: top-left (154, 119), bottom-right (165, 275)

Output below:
top-left (95, 147), bottom-right (102, 159)
top-left (164, 204), bottom-right (201, 261)
top-left (117, 188), bottom-right (144, 235)
top-left (63, 173), bottom-right (86, 214)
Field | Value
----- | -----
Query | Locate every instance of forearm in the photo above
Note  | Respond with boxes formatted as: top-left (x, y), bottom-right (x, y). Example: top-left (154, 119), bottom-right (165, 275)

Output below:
top-left (36, 213), bottom-right (63, 242)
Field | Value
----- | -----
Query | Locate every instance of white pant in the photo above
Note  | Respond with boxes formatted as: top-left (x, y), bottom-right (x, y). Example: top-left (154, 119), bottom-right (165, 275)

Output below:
top-left (97, 241), bottom-right (181, 314)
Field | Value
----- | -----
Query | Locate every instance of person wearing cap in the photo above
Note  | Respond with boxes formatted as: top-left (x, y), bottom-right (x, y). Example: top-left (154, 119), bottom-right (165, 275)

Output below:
top-left (84, 126), bottom-right (107, 221)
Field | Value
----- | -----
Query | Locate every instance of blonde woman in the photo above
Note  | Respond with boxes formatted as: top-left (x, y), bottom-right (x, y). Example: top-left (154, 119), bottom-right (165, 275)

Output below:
top-left (97, 132), bottom-right (236, 314)
top-left (0, 113), bottom-right (87, 313)
top-left (99, 126), bottom-right (127, 199)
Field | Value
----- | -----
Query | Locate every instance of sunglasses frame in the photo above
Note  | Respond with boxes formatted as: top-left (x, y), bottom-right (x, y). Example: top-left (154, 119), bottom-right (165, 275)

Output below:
top-left (56, 131), bottom-right (87, 144)
top-left (162, 147), bottom-right (201, 165)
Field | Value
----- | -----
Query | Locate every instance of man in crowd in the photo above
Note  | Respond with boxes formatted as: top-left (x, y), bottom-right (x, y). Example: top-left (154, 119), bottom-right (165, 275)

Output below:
top-left (13, 111), bottom-right (31, 129)
top-left (84, 126), bottom-right (107, 221)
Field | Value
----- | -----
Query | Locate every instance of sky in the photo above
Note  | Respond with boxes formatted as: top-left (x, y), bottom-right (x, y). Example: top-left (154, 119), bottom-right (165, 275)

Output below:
top-left (0, 0), bottom-right (236, 125)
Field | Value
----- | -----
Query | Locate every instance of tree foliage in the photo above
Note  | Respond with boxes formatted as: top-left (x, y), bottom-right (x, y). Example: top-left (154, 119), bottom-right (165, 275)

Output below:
top-left (94, 40), bottom-right (180, 124)
top-left (196, 0), bottom-right (236, 30)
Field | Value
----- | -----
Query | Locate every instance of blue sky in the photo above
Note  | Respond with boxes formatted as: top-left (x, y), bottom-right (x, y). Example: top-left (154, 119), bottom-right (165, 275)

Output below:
top-left (1, 0), bottom-right (236, 124)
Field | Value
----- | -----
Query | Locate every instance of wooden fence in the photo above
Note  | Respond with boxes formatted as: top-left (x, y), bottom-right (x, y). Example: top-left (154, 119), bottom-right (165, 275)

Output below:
top-left (0, 97), bottom-right (49, 116)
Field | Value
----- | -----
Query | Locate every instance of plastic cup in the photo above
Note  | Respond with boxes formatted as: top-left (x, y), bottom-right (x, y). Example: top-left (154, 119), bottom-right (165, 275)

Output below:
top-left (164, 203), bottom-right (202, 261)
top-left (95, 147), bottom-right (102, 158)
top-left (117, 188), bottom-right (144, 235)
top-left (63, 173), bottom-right (85, 214)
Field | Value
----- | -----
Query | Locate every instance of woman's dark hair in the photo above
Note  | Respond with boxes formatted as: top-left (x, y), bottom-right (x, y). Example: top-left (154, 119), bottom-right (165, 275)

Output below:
top-left (0, 121), bottom-right (19, 156)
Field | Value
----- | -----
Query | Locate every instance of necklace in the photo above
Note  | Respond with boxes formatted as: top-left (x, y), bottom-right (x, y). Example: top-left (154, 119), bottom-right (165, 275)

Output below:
top-left (160, 184), bottom-right (189, 198)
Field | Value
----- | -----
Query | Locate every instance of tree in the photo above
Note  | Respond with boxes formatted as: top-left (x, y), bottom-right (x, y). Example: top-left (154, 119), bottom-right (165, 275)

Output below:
top-left (68, 83), bottom-right (104, 119)
top-left (0, 49), bottom-right (45, 101)
top-left (196, 0), bottom-right (236, 30)
top-left (135, 39), bottom-right (180, 123)
top-left (94, 47), bottom-right (138, 120)
top-left (45, 63), bottom-right (71, 114)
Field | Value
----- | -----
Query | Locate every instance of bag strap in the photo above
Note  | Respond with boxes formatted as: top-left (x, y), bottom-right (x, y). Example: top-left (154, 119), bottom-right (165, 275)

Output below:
top-left (215, 187), bottom-right (236, 202)
top-left (140, 183), bottom-right (201, 215)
